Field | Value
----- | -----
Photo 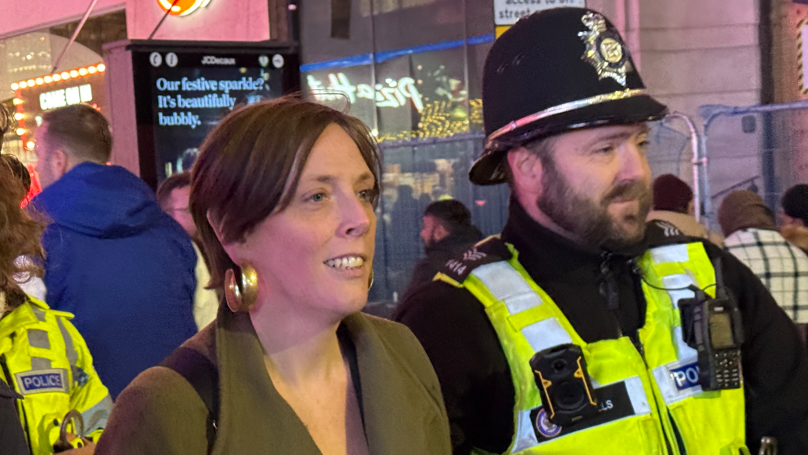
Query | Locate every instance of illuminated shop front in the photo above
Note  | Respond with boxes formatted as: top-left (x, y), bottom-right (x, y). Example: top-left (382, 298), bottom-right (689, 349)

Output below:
top-left (1, 0), bottom-right (289, 187)
top-left (299, 0), bottom-right (508, 302)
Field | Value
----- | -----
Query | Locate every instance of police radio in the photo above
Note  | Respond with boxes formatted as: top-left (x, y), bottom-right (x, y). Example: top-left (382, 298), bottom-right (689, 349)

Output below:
top-left (678, 258), bottom-right (743, 390)
top-left (529, 344), bottom-right (599, 426)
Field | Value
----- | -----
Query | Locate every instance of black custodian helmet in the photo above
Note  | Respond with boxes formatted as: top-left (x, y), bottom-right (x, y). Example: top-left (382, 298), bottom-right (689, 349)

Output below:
top-left (471, 7), bottom-right (668, 185)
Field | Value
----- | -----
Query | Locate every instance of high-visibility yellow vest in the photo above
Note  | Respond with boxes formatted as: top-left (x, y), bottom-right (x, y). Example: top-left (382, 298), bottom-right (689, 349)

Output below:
top-left (437, 241), bottom-right (748, 455)
top-left (0, 296), bottom-right (112, 455)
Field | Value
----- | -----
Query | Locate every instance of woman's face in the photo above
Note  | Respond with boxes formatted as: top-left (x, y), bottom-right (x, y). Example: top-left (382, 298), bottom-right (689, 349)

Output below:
top-left (236, 124), bottom-right (376, 318)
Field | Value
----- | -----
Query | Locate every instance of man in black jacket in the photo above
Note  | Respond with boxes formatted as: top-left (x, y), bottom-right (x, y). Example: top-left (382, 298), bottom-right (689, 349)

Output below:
top-left (395, 7), bottom-right (808, 455)
top-left (398, 200), bottom-right (484, 304)
top-left (0, 380), bottom-right (27, 455)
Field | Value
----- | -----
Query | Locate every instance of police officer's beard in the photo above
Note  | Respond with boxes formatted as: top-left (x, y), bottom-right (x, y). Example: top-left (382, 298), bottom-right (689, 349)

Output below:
top-left (537, 159), bottom-right (652, 250)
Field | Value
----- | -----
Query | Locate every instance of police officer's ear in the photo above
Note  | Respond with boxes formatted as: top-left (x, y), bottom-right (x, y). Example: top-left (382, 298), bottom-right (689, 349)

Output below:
top-left (507, 146), bottom-right (545, 197)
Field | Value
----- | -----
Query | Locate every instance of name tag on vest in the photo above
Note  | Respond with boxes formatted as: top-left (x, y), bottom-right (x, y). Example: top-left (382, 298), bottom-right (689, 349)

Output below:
top-left (530, 380), bottom-right (635, 441)
top-left (14, 369), bottom-right (69, 395)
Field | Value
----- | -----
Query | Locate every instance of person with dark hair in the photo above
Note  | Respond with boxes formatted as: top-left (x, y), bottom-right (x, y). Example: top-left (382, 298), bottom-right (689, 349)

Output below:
top-left (0, 156), bottom-right (112, 455)
top-left (718, 190), bottom-right (808, 326)
top-left (31, 104), bottom-right (198, 398)
top-left (1, 154), bottom-right (32, 195)
top-left (156, 172), bottom-right (218, 330)
top-left (156, 172), bottom-right (195, 238)
top-left (397, 200), bottom-right (483, 304)
top-left (0, 109), bottom-right (30, 455)
top-left (781, 184), bottom-right (808, 253)
top-left (1, 154), bottom-right (47, 301)
top-left (395, 8), bottom-right (808, 454)
top-left (95, 97), bottom-right (451, 454)
top-left (646, 173), bottom-right (724, 245)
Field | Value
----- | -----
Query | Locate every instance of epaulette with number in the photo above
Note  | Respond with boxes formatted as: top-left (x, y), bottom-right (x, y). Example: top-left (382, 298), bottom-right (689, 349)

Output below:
top-left (438, 235), bottom-right (512, 283)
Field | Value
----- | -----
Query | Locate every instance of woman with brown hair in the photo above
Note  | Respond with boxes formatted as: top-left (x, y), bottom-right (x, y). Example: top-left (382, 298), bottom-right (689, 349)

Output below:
top-left (0, 159), bottom-right (32, 455)
top-left (95, 97), bottom-right (451, 455)
top-left (0, 157), bottom-right (112, 454)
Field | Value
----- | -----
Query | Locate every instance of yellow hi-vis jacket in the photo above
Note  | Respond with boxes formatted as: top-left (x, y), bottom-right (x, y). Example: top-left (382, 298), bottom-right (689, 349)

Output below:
top-left (0, 296), bottom-right (112, 455)
top-left (436, 240), bottom-right (748, 455)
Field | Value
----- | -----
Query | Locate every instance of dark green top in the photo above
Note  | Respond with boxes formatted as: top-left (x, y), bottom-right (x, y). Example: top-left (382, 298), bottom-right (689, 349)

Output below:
top-left (95, 307), bottom-right (451, 454)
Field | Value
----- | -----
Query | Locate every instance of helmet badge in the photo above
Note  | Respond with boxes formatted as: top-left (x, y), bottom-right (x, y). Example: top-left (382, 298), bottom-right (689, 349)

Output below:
top-left (578, 12), bottom-right (633, 87)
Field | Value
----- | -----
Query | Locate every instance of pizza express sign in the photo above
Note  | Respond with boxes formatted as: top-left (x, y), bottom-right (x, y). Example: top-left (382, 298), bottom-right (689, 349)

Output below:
top-left (306, 72), bottom-right (424, 111)
top-left (157, 0), bottom-right (212, 16)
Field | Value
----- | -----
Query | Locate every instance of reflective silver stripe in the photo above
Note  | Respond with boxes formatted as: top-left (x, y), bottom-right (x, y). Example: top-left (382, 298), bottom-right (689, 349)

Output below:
top-left (27, 329), bottom-right (50, 349)
top-left (661, 274), bottom-right (699, 360)
top-left (487, 88), bottom-right (649, 143)
top-left (624, 376), bottom-right (651, 415)
top-left (650, 244), bottom-right (689, 264)
top-left (56, 317), bottom-right (78, 367)
top-left (81, 395), bottom-right (113, 434)
top-left (472, 262), bottom-right (533, 300)
top-left (652, 357), bottom-right (703, 404)
top-left (504, 293), bottom-right (543, 315)
top-left (521, 318), bottom-right (573, 353)
top-left (472, 262), bottom-right (543, 315)
top-left (31, 306), bottom-right (46, 322)
top-left (511, 409), bottom-right (539, 453)
top-left (31, 357), bottom-right (52, 370)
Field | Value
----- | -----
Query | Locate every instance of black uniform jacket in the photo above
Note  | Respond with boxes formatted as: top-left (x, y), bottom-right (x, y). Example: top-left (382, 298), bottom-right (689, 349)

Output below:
top-left (394, 201), bottom-right (808, 455)
top-left (0, 378), bottom-right (27, 455)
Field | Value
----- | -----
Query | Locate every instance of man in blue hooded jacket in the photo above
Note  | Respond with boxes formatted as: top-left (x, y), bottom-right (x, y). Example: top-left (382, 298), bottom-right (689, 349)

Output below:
top-left (32, 104), bottom-right (198, 398)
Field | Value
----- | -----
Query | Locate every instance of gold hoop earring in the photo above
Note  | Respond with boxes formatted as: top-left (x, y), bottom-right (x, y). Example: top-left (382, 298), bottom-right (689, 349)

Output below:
top-left (368, 269), bottom-right (374, 290)
top-left (225, 263), bottom-right (259, 312)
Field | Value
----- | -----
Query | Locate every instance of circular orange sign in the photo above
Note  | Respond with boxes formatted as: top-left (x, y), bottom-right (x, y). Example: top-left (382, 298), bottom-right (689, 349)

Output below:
top-left (157, 0), bottom-right (211, 16)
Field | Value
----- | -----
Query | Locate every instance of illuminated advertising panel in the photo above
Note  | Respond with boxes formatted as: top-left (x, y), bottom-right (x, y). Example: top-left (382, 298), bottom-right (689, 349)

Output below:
top-left (128, 43), bottom-right (299, 185)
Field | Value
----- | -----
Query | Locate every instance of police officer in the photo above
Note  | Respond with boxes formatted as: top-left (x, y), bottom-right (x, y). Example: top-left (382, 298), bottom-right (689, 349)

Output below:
top-left (0, 152), bottom-right (112, 454)
top-left (395, 7), bottom-right (808, 454)
top-left (0, 107), bottom-right (29, 455)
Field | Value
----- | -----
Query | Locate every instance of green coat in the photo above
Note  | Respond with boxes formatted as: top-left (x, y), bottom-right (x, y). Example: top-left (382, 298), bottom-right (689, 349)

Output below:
top-left (95, 307), bottom-right (452, 454)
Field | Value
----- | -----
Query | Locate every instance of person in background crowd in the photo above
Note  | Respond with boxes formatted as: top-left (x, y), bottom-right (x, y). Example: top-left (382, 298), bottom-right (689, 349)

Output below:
top-left (2, 154), bottom-right (32, 200)
top-left (0, 106), bottom-right (32, 455)
top-left (397, 200), bottom-right (483, 304)
top-left (156, 172), bottom-right (218, 329)
top-left (95, 97), bottom-right (451, 455)
top-left (718, 190), bottom-right (808, 328)
top-left (781, 183), bottom-right (808, 253)
top-left (1, 156), bottom-right (112, 455)
top-left (395, 8), bottom-right (808, 454)
top-left (387, 185), bottom-right (423, 292)
top-left (31, 104), bottom-right (197, 398)
top-left (1, 154), bottom-right (47, 301)
top-left (1, 152), bottom-right (36, 208)
top-left (156, 172), bottom-right (197, 240)
top-left (647, 173), bottom-right (723, 245)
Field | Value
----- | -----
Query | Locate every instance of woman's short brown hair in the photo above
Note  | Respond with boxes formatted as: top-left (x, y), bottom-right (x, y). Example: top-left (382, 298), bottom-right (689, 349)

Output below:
top-left (190, 96), bottom-right (381, 290)
top-left (0, 159), bottom-right (45, 312)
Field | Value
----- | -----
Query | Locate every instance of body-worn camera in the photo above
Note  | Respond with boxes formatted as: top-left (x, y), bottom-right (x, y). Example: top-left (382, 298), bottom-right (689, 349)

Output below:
top-left (678, 260), bottom-right (743, 390)
top-left (530, 344), bottom-right (599, 426)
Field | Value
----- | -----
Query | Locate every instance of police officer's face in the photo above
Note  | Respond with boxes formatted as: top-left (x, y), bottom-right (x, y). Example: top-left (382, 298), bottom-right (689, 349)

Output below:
top-left (233, 124), bottom-right (377, 318)
top-left (536, 123), bottom-right (652, 249)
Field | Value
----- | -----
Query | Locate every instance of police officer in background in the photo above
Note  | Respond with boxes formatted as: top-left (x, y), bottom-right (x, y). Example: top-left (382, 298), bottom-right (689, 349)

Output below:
top-left (394, 7), bottom-right (808, 454)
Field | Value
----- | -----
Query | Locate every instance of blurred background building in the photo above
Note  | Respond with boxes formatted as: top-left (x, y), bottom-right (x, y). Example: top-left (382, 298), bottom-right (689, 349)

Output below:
top-left (2, 0), bottom-right (808, 302)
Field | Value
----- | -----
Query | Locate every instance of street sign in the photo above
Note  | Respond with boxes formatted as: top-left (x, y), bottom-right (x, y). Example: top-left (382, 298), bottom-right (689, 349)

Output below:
top-left (494, 0), bottom-right (586, 27)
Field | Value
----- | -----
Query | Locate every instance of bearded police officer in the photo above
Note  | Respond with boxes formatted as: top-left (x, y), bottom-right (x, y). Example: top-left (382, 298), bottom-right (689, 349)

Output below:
top-left (394, 7), bottom-right (808, 455)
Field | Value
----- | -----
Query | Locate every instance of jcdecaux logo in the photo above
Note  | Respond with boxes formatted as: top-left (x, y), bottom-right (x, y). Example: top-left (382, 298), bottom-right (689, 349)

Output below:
top-left (157, 0), bottom-right (212, 16)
